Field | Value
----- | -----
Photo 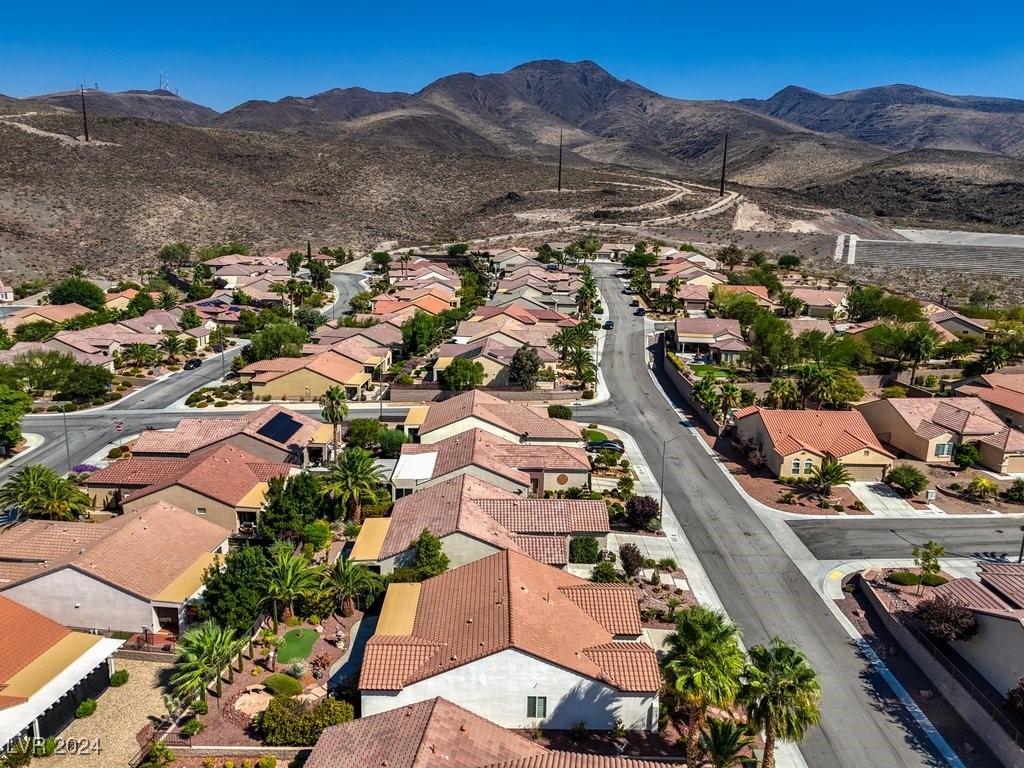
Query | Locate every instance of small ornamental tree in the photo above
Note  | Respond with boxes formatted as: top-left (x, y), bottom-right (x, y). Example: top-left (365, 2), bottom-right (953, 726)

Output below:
top-left (914, 597), bottom-right (979, 642)
top-left (619, 543), bottom-right (644, 578)
top-left (410, 529), bottom-right (449, 579)
top-left (953, 442), bottom-right (983, 469)
top-left (569, 536), bottom-right (600, 564)
top-left (440, 358), bottom-right (485, 392)
top-left (343, 418), bottom-right (384, 450)
top-left (509, 344), bottom-right (542, 391)
top-left (913, 540), bottom-right (945, 584)
top-left (625, 495), bottom-right (660, 531)
top-left (547, 404), bottom-right (573, 420)
top-left (885, 464), bottom-right (929, 497)
top-left (590, 561), bottom-right (625, 583)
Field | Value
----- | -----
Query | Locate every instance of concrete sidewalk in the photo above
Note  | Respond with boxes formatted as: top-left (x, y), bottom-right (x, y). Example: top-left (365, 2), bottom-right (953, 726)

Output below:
top-left (848, 481), bottom-right (947, 518)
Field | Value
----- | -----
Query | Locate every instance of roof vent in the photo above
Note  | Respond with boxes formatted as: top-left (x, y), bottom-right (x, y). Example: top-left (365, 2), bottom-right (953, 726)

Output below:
top-left (466, 618), bottom-right (473, 624)
top-left (450, 654), bottom-right (458, 661)
top-left (460, 724), bottom-right (467, 732)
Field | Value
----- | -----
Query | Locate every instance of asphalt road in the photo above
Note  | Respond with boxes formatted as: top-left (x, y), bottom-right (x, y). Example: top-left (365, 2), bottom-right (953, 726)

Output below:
top-left (585, 264), bottom-right (945, 768)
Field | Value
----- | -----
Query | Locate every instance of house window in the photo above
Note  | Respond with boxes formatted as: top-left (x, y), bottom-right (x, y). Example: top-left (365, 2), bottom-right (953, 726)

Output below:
top-left (935, 443), bottom-right (955, 458)
top-left (527, 696), bottom-right (547, 718)
top-left (790, 459), bottom-right (801, 475)
top-left (196, 507), bottom-right (207, 515)
top-left (804, 459), bottom-right (814, 473)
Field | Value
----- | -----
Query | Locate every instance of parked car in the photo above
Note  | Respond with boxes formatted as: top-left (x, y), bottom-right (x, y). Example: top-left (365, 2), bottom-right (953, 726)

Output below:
top-left (545, 262), bottom-right (560, 271)
top-left (634, 307), bottom-right (646, 316)
top-left (621, 287), bottom-right (633, 294)
top-left (603, 320), bottom-right (614, 330)
top-left (184, 358), bottom-right (203, 370)
top-left (629, 299), bottom-right (640, 307)
top-left (587, 440), bottom-right (625, 454)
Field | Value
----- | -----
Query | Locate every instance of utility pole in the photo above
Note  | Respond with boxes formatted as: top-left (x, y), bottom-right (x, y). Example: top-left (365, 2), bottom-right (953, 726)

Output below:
top-left (307, 240), bottom-right (312, 260)
top-left (719, 132), bottom-right (728, 197)
top-left (556, 129), bottom-right (563, 193)
top-left (79, 86), bottom-right (90, 142)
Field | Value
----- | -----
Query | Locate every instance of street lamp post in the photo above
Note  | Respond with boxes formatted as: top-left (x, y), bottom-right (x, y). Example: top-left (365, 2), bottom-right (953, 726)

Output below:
top-left (659, 434), bottom-right (686, 513)
top-left (1017, 526), bottom-right (1024, 564)
top-left (59, 404), bottom-right (72, 476)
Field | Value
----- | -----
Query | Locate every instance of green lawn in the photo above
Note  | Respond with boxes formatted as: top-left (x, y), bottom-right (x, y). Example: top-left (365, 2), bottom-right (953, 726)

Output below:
top-left (690, 364), bottom-right (730, 378)
top-left (585, 429), bottom-right (608, 442)
top-left (276, 628), bottom-right (318, 664)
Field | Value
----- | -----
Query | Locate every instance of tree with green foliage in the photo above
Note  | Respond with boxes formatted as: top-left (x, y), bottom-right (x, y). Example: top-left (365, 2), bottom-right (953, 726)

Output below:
top-left (324, 446), bottom-right (386, 524)
top-left (410, 529), bottom-right (450, 578)
top-left (235, 309), bottom-right (259, 336)
top-left (302, 519), bottom-right (332, 552)
top-left (176, 306), bottom-right (201, 331)
top-left (157, 241), bottom-right (193, 269)
top-left (125, 292), bottom-right (156, 317)
top-left (885, 464), bottom-right (929, 496)
top-left (259, 473), bottom-right (325, 540)
top-left (981, 344), bottom-right (1010, 373)
top-left (0, 386), bottom-right (31, 454)
top-left (401, 310), bottom-right (440, 356)
top-left (740, 639), bottom-right (822, 768)
top-left (320, 386), bottom-right (348, 460)
top-left (953, 441), bottom-right (983, 469)
top-left (171, 621), bottom-right (239, 703)
top-left (625, 495), bottom-right (660, 531)
top-left (49, 277), bottom-right (106, 310)
top-left (509, 344), bottom-right (542, 390)
top-left (306, 260), bottom-right (332, 292)
top-left (777, 254), bottom-right (801, 269)
top-left (700, 718), bottom-right (754, 768)
top-left (324, 558), bottom-right (382, 617)
top-left (159, 334), bottom-right (183, 364)
top-left (263, 552), bottom-right (323, 631)
top-left (343, 418), bottom-right (384, 450)
top-left (260, 695), bottom-right (353, 746)
top-left (845, 285), bottom-right (884, 322)
top-left (187, 278), bottom-right (214, 302)
top-left (590, 561), bottom-right (625, 583)
top-left (55, 364), bottom-right (113, 403)
top-left (199, 546), bottom-right (269, 633)
top-left (293, 307), bottom-right (326, 334)
top-left (717, 244), bottom-right (745, 271)
top-left (122, 342), bottom-right (156, 369)
top-left (378, 428), bottom-right (411, 459)
top-left (5, 349), bottom-right (77, 393)
top-left (762, 378), bottom-right (800, 410)
top-left (913, 540), bottom-right (945, 586)
top-left (743, 314), bottom-right (799, 376)
top-left (286, 251), bottom-right (304, 276)
top-left (808, 458), bottom-right (853, 506)
top-left (370, 252), bottom-right (392, 274)
top-left (662, 605), bottom-right (746, 768)
top-left (0, 464), bottom-right (91, 521)
top-left (440, 358), bottom-right (485, 391)
top-left (348, 291), bottom-right (374, 314)
top-left (244, 323), bottom-right (308, 362)
top-left (13, 320), bottom-right (58, 342)
top-left (713, 291), bottom-right (763, 328)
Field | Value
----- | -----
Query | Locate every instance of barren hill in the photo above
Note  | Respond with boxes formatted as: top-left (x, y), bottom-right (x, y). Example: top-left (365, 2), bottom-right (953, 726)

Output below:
top-left (214, 87), bottom-right (409, 132)
top-left (23, 89), bottom-right (218, 125)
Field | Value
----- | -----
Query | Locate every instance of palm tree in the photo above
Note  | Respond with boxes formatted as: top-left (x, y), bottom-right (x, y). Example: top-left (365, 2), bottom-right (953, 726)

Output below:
top-left (324, 558), bottom-right (382, 617)
top-left (0, 465), bottom-right (91, 521)
top-left (700, 717), bottom-right (755, 768)
top-left (762, 378), bottom-right (799, 410)
top-left (548, 328), bottom-right (576, 360)
top-left (904, 323), bottom-right (940, 383)
top-left (262, 552), bottom-right (323, 632)
top-left (981, 344), bottom-right (1010, 373)
top-left (662, 605), bottom-right (746, 768)
top-left (159, 334), bottom-right (183, 364)
top-left (171, 621), bottom-right (238, 702)
top-left (778, 292), bottom-right (805, 318)
top-left (809, 457), bottom-right (853, 507)
top-left (566, 345), bottom-right (596, 386)
top-left (718, 382), bottom-right (742, 421)
top-left (798, 365), bottom-right (835, 409)
top-left (123, 342), bottom-right (155, 369)
top-left (323, 447), bottom-right (386, 524)
top-left (740, 638), bottom-right (822, 768)
top-left (320, 385), bottom-right (349, 461)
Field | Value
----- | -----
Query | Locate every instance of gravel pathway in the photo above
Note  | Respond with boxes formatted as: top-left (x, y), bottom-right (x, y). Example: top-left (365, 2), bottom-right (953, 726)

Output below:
top-left (47, 659), bottom-right (171, 768)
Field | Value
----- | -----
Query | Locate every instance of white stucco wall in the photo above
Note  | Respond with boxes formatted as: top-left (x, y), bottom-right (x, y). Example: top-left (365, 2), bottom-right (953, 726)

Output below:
top-left (3, 568), bottom-right (155, 632)
top-left (419, 418), bottom-right (517, 445)
top-left (381, 532), bottom-right (501, 574)
top-left (542, 469), bottom-right (588, 493)
top-left (952, 612), bottom-right (1024, 696)
top-left (362, 648), bottom-right (658, 732)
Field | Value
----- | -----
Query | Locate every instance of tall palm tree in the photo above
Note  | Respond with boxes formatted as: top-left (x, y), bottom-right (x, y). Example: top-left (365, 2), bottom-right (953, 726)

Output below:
top-left (662, 605), bottom-right (746, 768)
top-left (0, 465), bottom-right (91, 521)
top-left (262, 552), bottom-right (323, 632)
top-left (762, 378), bottom-right (799, 410)
top-left (809, 457), bottom-right (853, 507)
top-left (324, 558), bottom-right (382, 617)
top-left (981, 344), bottom-right (1009, 373)
top-left (548, 328), bottom-right (576, 361)
top-left (778, 292), bottom-right (805, 318)
top-left (740, 638), bottom-right (822, 768)
top-left (700, 717), bottom-right (755, 768)
top-left (798, 365), bottom-right (835, 409)
top-left (320, 385), bottom-right (349, 461)
top-left (566, 345), bottom-right (597, 386)
top-left (171, 621), bottom-right (238, 702)
top-left (718, 382), bottom-right (742, 421)
top-left (123, 342), bottom-right (155, 369)
top-left (159, 334), bottom-right (183, 364)
top-left (323, 446), bottom-right (386, 524)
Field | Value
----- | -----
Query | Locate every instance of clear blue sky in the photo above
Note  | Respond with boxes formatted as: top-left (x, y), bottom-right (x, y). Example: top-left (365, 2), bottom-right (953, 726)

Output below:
top-left (3, 1), bottom-right (1023, 111)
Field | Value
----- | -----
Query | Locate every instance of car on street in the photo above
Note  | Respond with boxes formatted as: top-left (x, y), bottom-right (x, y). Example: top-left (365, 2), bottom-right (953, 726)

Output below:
top-left (184, 358), bottom-right (203, 370)
top-left (587, 440), bottom-right (625, 454)
top-left (634, 307), bottom-right (646, 316)
top-left (602, 320), bottom-right (614, 330)
top-left (629, 299), bottom-right (639, 307)
top-left (621, 287), bottom-right (633, 294)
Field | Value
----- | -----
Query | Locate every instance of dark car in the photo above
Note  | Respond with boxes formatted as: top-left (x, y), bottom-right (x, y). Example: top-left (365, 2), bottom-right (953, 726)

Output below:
top-left (587, 440), bottom-right (625, 454)
top-left (634, 307), bottom-right (646, 316)
top-left (184, 358), bottom-right (203, 370)
top-left (602, 320), bottom-right (614, 330)
top-left (629, 299), bottom-right (639, 307)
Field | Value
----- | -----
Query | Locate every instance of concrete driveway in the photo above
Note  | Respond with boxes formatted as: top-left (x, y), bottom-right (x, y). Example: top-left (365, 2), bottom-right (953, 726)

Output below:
top-left (848, 481), bottom-right (922, 517)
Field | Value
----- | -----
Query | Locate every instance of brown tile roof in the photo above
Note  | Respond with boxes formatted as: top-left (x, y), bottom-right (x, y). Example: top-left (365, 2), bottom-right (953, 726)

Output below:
top-left (317, 323), bottom-right (404, 347)
top-left (0, 503), bottom-right (227, 599)
top-left (557, 586), bottom-right (643, 636)
top-left (241, 351), bottom-right (365, 385)
top-left (512, 535), bottom-right (569, 566)
top-left (0, 519), bottom-right (111, 585)
top-left (933, 578), bottom-right (1012, 612)
top-left (475, 499), bottom-right (608, 534)
top-left (418, 390), bottom-right (581, 443)
top-left (454, 320), bottom-right (557, 349)
top-left (674, 318), bottom-right (741, 340)
top-left (481, 756), bottom-right (673, 768)
top-left (715, 284), bottom-right (772, 302)
top-left (360, 550), bottom-right (657, 693)
top-left (130, 406), bottom-right (319, 457)
top-left (0, 596), bottom-right (70, 688)
top-left (786, 317), bottom-right (834, 336)
top-left (84, 444), bottom-right (289, 507)
top-left (735, 406), bottom-right (894, 459)
top-left (789, 288), bottom-right (848, 308)
top-left (879, 397), bottom-right (1004, 439)
top-left (958, 384), bottom-right (1024, 417)
top-left (305, 697), bottom-right (548, 768)
top-left (980, 563), bottom-right (1024, 608)
top-left (7, 303), bottom-right (92, 325)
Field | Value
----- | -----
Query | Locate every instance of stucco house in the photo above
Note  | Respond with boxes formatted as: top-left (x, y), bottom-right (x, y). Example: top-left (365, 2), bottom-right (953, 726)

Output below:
top-left (412, 389), bottom-right (583, 446)
top-left (359, 550), bottom-right (661, 732)
top-left (0, 503), bottom-right (228, 635)
top-left (953, 373), bottom-right (1024, 430)
top-left (314, 323), bottom-right (404, 353)
top-left (350, 475), bottom-right (608, 573)
top-left (0, 597), bottom-right (124, 749)
top-left (733, 406), bottom-right (894, 481)
top-left (927, 309), bottom-right (992, 339)
top-left (432, 339), bottom-right (558, 387)
top-left (391, 428), bottom-right (591, 498)
top-left (2, 303), bottom-right (92, 332)
top-left (789, 288), bottom-right (848, 318)
top-left (470, 305), bottom-right (576, 328)
top-left (713, 284), bottom-right (776, 310)
top-left (674, 318), bottom-right (748, 364)
top-left (856, 396), bottom-right (1024, 473)
top-left (452, 320), bottom-right (556, 351)
top-left (83, 444), bottom-right (291, 534)
top-left (239, 350), bottom-right (372, 400)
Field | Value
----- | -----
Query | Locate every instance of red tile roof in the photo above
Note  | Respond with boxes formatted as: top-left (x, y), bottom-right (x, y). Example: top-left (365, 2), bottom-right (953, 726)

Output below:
top-left (958, 384), bottom-right (1024, 417)
top-left (418, 390), bottom-right (581, 442)
top-left (735, 406), bottom-right (893, 459)
top-left (0, 596), bottom-right (70, 688)
top-left (877, 397), bottom-right (1004, 439)
top-left (360, 550), bottom-right (658, 693)
top-left (789, 288), bottom-right (848, 308)
top-left (305, 697), bottom-right (548, 768)
top-left (482, 756), bottom-right (673, 768)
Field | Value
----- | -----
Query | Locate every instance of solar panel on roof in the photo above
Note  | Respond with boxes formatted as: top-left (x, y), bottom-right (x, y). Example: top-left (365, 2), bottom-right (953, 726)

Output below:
top-left (256, 412), bottom-right (302, 444)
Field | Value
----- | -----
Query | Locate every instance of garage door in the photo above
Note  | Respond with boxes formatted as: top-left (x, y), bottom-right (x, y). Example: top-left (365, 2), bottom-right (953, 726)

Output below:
top-left (845, 464), bottom-right (885, 482)
top-left (1004, 455), bottom-right (1024, 474)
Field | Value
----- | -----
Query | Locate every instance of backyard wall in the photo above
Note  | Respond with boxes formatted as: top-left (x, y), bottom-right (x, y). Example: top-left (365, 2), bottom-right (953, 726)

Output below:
top-left (388, 386), bottom-right (579, 404)
top-left (660, 354), bottom-right (724, 436)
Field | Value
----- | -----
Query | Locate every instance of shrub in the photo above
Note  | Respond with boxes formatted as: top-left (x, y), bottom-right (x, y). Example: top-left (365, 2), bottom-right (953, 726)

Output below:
top-left (196, 400), bottom-right (209, 408)
top-left (581, 389), bottom-right (595, 399)
top-left (885, 464), bottom-right (929, 496)
top-left (779, 491), bottom-right (797, 505)
top-left (881, 385), bottom-right (907, 399)
top-left (287, 662), bottom-right (306, 679)
top-left (569, 536), bottom-right (600, 564)
top-left (851, 500), bottom-right (867, 511)
top-left (547, 404), bottom-right (573, 420)
top-left (214, 400), bottom-right (229, 407)
top-left (378, 428), bottom-right (411, 459)
top-left (922, 573), bottom-right (949, 587)
top-left (949, 482), bottom-right (963, 492)
top-left (1007, 478), bottom-right (1024, 503)
top-left (258, 758), bottom-right (277, 768)
top-left (109, 669), bottom-right (130, 686)
top-left (657, 557), bottom-right (677, 570)
top-left (953, 442), bottom-right (983, 469)
top-left (915, 596), bottom-right (979, 641)
top-left (258, 695), bottom-right (354, 746)
top-left (619, 543), bottom-right (643, 577)
top-left (285, 616), bottom-right (301, 627)
top-left (624, 495), bottom-right (660, 531)
top-left (301, 520), bottom-right (332, 551)
top-left (968, 475), bottom-right (998, 500)
top-left (75, 699), bottom-right (97, 718)
top-left (886, 571), bottom-right (920, 586)
top-left (181, 717), bottom-right (205, 737)
top-left (590, 561), bottom-right (625, 583)
top-left (192, 698), bottom-right (209, 714)
top-left (107, 447), bottom-right (123, 459)
top-left (395, 374), bottom-right (414, 385)
top-left (34, 736), bottom-right (56, 757)
top-left (263, 673), bottom-right (303, 697)
top-left (570, 721), bottom-right (588, 741)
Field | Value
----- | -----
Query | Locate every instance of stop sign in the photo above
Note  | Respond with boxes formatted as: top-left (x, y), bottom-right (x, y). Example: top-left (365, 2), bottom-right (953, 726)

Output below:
top-left (115, 424), bottom-right (123, 433)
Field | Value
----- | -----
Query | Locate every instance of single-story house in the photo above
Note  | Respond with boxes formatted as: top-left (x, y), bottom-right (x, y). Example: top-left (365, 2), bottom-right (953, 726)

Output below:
top-left (391, 428), bottom-right (591, 498)
top-left (733, 405), bottom-right (894, 481)
top-left (597, 242), bottom-right (634, 260)
top-left (856, 396), bottom-right (1024, 472)
top-left (314, 323), bottom-right (404, 352)
top-left (452, 320), bottom-right (556, 350)
top-left (433, 339), bottom-right (558, 387)
top-left (350, 475), bottom-right (609, 572)
top-left (926, 309), bottom-right (992, 340)
top-left (0, 597), bottom-right (124, 748)
top-left (713, 284), bottom-right (776, 310)
top-left (359, 550), bottom-right (661, 731)
top-left (0, 281), bottom-right (14, 303)
top-left (470, 305), bottom-right (576, 327)
top-left (48, 326), bottom-right (164, 359)
top-left (789, 288), bottom-right (848, 318)
top-left (302, 338), bottom-right (391, 372)
top-left (2, 303), bottom-right (92, 332)
top-left (953, 373), bottom-right (1024, 430)
top-left (0, 503), bottom-right (228, 635)
top-left (413, 389), bottom-right (583, 446)
top-left (0, 342), bottom-right (113, 372)
top-left (239, 350), bottom-right (372, 400)
top-left (786, 317), bottom-right (834, 337)
top-left (83, 444), bottom-right (291, 534)
top-left (131, 405), bottom-right (323, 465)
top-left (674, 318), bottom-right (748, 364)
